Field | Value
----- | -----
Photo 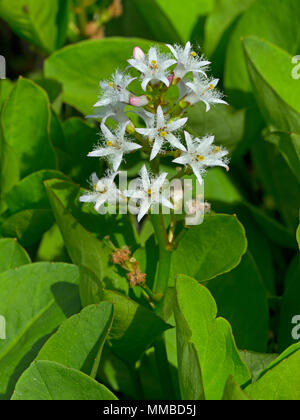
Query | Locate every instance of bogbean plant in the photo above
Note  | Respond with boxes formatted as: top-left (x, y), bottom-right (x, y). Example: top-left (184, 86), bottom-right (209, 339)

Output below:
top-left (80, 42), bottom-right (229, 299)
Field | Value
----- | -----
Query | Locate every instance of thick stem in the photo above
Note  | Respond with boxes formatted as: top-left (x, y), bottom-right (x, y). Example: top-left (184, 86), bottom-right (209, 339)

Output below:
top-left (150, 214), bottom-right (171, 298)
top-left (150, 214), bottom-right (176, 399)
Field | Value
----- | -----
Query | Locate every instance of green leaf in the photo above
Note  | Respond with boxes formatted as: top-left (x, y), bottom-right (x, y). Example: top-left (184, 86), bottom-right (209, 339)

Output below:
top-left (129, 0), bottom-right (181, 43)
top-left (244, 202), bottom-right (296, 249)
top-left (175, 275), bottom-right (250, 400)
top-left (5, 170), bottom-right (68, 215)
top-left (61, 117), bottom-right (100, 185)
top-left (222, 376), bottom-right (252, 400)
top-left (0, 0), bottom-right (69, 54)
top-left (0, 129), bottom-right (19, 213)
top-left (45, 38), bottom-right (158, 115)
top-left (45, 178), bottom-right (131, 294)
top-left (79, 265), bottom-right (104, 309)
top-left (204, 0), bottom-right (255, 74)
top-left (245, 349), bottom-right (300, 400)
top-left (1, 78), bottom-right (56, 178)
top-left (278, 256), bottom-right (300, 351)
top-left (0, 209), bottom-right (54, 247)
top-left (155, 0), bottom-right (213, 42)
top-left (37, 303), bottom-right (113, 377)
top-left (0, 238), bottom-right (30, 273)
top-left (259, 343), bottom-right (300, 375)
top-left (11, 361), bottom-right (117, 401)
top-left (234, 206), bottom-right (275, 295)
top-left (266, 131), bottom-right (300, 184)
top-left (225, 0), bottom-right (300, 108)
top-left (187, 103), bottom-right (247, 154)
top-left (252, 141), bottom-right (300, 232)
top-left (207, 253), bottom-right (269, 352)
top-left (239, 350), bottom-right (278, 383)
top-left (36, 224), bottom-right (68, 262)
top-left (297, 224), bottom-right (300, 249)
top-left (243, 37), bottom-right (300, 133)
top-left (172, 214), bottom-right (247, 283)
top-left (0, 262), bottom-right (81, 399)
top-left (0, 79), bottom-right (14, 111)
top-left (204, 168), bottom-right (243, 204)
top-left (103, 290), bottom-right (171, 366)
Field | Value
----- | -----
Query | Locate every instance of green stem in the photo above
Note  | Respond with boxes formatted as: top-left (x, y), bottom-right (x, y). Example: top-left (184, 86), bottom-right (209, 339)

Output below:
top-left (150, 214), bottom-right (176, 399)
top-left (150, 214), bottom-right (171, 298)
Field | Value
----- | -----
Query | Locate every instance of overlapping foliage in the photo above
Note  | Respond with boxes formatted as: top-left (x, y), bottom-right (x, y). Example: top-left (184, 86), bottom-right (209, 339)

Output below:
top-left (0, 0), bottom-right (299, 400)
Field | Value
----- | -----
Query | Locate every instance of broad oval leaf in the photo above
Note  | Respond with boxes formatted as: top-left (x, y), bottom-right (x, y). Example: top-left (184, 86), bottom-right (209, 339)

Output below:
top-left (1, 78), bottom-right (56, 178)
top-left (175, 274), bottom-right (250, 400)
top-left (0, 262), bottom-right (81, 399)
top-left (45, 178), bottom-right (132, 294)
top-left (103, 290), bottom-right (171, 367)
top-left (0, 0), bottom-right (68, 54)
top-left (11, 361), bottom-right (117, 401)
top-left (208, 253), bottom-right (269, 352)
top-left (0, 209), bottom-right (54, 247)
top-left (45, 38), bottom-right (158, 115)
top-left (225, 0), bottom-right (300, 107)
top-left (245, 349), bottom-right (300, 400)
top-left (37, 303), bottom-right (113, 377)
top-left (172, 214), bottom-right (247, 283)
top-left (243, 37), bottom-right (300, 133)
top-left (0, 238), bottom-right (30, 273)
top-left (204, 0), bottom-right (255, 73)
top-left (5, 170), bottom-right (68, 215)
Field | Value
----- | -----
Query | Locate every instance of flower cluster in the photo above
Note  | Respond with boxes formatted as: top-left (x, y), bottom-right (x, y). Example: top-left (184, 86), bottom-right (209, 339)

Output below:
top-left (81, 42), bottom-right (229, 222)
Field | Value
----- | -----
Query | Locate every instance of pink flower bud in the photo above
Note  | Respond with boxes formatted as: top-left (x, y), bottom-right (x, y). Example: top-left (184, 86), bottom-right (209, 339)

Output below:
top-left (168, 73), bottom-right (175, 85)
top-left (133, 46), bottom-right (145, 60)
top-left (129, 95), bottom-right (149, 107)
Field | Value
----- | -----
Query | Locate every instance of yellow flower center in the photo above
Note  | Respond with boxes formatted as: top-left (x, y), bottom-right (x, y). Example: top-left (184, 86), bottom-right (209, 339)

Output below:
top-left (196, 155), bottom-right (205, 161)
top-left (209, 84), bottom-right (215, 90)
top-left (150, 60), bottom-right (158, 70)
top-left (93, 184), bottom-right (97, 190)
top-left (214, 146), bottom-right (220, 153)
top-left (147, 188), bottom-right (152, 196)
top-left (108, 82), bottom-right (114, 88)
top-left (191, 51), bottom-right (197, 57)
top-left (106, 141), bottom-right (113, 147)
top-left (160, 131), bottom-right (168, 137)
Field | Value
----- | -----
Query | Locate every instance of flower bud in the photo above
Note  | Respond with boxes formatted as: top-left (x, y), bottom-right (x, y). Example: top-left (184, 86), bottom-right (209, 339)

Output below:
top-left (133, 46), bottom-right (145, 60)
top-left (129, 95), bottom-right (149, 107)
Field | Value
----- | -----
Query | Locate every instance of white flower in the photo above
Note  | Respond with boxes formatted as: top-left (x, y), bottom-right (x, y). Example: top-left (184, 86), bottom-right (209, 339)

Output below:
top-left (94, 70), bottom-right (135, 107)
top-left (184, 74), bottom-right (228, 111)
top-left (87, 102), bottom-right (129, 124)
top-left (79, 172), bottom-right (119, 214)
top-left (88, 121), bottom-right (142, 171)
top-left (128, 46), bottom-right (176, 91)
top-left (173, 131), bottom-right (229, 184)
top-left (125, 165), bottom-right (173, 222)
top-left (135, 105), bottom-right (187, 160)
top-left (166, 42), bottom-right (210, 79)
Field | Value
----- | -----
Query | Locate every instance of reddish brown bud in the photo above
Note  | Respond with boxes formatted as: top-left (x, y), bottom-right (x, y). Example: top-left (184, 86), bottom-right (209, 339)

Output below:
top-left (127, 270), bottom-right (147, 288)
top-left (111, 246), bottom-right (131, 265)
